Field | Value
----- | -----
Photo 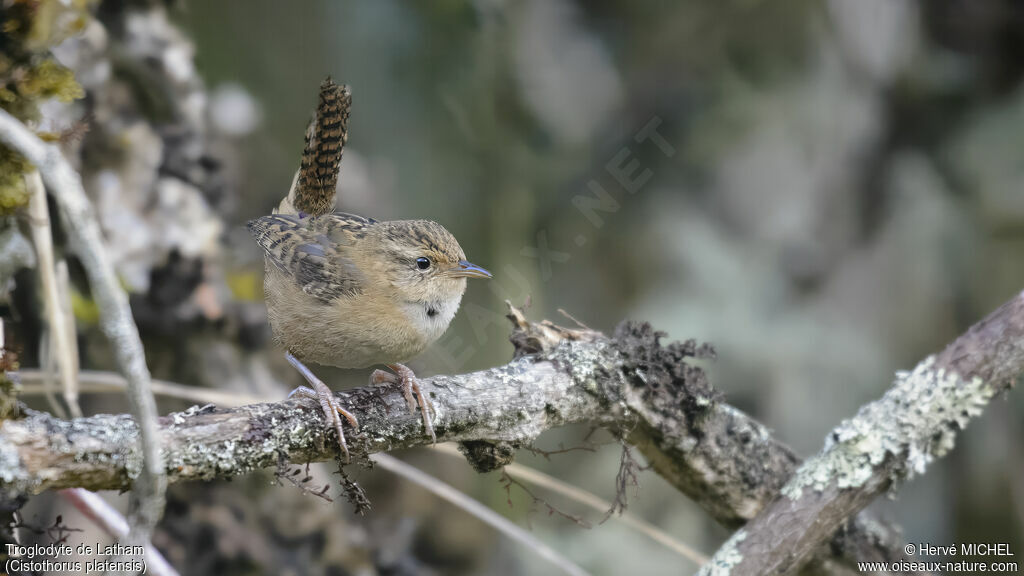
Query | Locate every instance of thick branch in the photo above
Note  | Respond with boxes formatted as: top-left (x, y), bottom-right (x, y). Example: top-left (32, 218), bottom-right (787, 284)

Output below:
top-left (1, 306), bottom-right (910, 572)
top-left (0, 340), bottom-right (600, 492)
top-left (701, 290), bottom-right (1024, 576)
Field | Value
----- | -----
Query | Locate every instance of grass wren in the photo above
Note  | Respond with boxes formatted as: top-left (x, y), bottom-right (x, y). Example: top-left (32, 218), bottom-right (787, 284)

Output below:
top-left (248, 79), bottom-right (491, 461)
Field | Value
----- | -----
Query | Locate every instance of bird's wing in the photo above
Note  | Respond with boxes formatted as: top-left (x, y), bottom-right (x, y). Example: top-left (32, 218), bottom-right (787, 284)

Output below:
top-left (247, 213), bottom-right (373, 303)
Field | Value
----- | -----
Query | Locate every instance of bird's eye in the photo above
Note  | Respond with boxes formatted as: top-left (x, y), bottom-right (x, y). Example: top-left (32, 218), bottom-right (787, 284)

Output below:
top-left (416, 257), bottom-right (431, 270)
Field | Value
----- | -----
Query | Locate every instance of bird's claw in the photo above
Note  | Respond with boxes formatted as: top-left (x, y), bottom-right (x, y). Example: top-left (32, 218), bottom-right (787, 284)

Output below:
top-left (286, 352), bottom-right (359, 462)
top-left (376, 364), bottom-right (436, 443)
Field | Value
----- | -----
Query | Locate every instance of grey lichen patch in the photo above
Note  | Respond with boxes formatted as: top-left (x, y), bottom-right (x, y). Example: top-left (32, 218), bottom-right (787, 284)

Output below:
top-left (168, 443), bottom-right (215, 481)
top-left (161, 404), bottom-right (330, 483)
top-left (782, 356), bottom-right (997, 499)
top-left (697, 529), bottom-right (747, 576)
top-left (0, 411), bottom-right (144, 492)
top-left (546, 339), bottom-right (610, 392)
top-left (242, 408), bottom-right (323, 464)
top-left (51, 414), bottom-right (141, 479)
top-left (0, 438), bottom-right (31, 498)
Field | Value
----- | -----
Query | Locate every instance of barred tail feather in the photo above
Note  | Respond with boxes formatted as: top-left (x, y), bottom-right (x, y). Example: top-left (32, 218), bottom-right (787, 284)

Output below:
top-left (294, 78), bottom-right (351, 217)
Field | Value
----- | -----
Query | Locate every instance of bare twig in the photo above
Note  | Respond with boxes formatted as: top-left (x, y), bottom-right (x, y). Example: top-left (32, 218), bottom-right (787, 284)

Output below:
top-left (523, 438), bottom-right (600, 460)
top-left (500, 468), bottom-right (593, 528)
top-left (273, 455), bottom-right (333, 503)
top-left (600, 441), bottom-right (642, 523)
top-left (371, 453), bottom-right (590, 576)
top-left (26, 170), bottom-right (78, 418)
top-left (56, 260), bottom-right (80, 405)
top-left (434, 444), bottom-right (709, 567)
top-left (557, 308), bottom-right (590, 330)
top-left (506, 456), bottom-right (707, 566)
top-left (17, 369), bottom-right (266, 407)
top-left (58, 488), bottom-right (178, 576)
top-left (36, 328), bottom-right (67, 419)
top-left (11, 511), bottom-right (82, 544)
top-left (700, 290), bottom-right (1024, 576)
top-left (0, 109), bottom-right (165, 546)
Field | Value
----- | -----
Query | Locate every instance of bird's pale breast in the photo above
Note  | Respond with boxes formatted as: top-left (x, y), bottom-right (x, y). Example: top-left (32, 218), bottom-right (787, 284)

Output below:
top-left (263, 264), bottom-right (451, 368)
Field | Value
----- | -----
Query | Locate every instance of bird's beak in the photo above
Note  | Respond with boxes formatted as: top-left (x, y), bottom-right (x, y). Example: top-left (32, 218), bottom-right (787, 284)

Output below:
top-left (449, 260), bottom-right (492, 279)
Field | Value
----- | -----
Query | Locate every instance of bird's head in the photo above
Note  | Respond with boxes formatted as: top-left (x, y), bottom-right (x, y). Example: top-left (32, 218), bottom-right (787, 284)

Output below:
top-left (370, 219), bottom-right (491, 306)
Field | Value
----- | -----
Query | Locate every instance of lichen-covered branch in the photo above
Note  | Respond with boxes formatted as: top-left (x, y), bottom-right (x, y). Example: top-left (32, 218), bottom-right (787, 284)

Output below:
top-left (0, 305), bottom-right (912, 573)
top-left (700, 290), bottom-right (1024, 576)
top-left (0, 329), bottom-right (603, 494)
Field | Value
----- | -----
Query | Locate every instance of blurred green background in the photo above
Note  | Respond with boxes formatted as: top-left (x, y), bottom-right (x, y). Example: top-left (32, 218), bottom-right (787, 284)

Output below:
top-left (7, 0), bottom-right (1024, 574)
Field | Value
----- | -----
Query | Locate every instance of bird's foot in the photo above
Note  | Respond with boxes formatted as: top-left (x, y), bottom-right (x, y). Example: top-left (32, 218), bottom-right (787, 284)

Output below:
top-left (286, 352), bottom-right (359, 462)
top-left (369, 364), bottom-right (435, 443)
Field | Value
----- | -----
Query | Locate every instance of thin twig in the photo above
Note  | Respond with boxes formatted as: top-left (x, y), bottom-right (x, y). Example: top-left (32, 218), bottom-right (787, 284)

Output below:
top-left (523, 441), bottom-right (599, 460)
top-left (17, 369), bottom-right (266, 407)
top-left (371, 454), bottom-right (591, 576)
top-left (56, 260), bottom-right (80, 406)
top-left (0, 109), bottom-right (165, 545)
top-left (37, 329), bottom-right (67, 419)
top-left (557, 309), bottom-right (590, 330)
top-left (26, 170), bottom-right (79, 418)
top-left (273, 455), bottom-right (333, 503)
top-left (600, 441), bottom-right (641, 523)
top-left (500, 468), bottom-right (592, 529)
top-left (432, 444), bottom-right (708, 567)
top-left (11, 511), bottom-right (82, 544)
top-left (58, 488), bottom-right (179, 576)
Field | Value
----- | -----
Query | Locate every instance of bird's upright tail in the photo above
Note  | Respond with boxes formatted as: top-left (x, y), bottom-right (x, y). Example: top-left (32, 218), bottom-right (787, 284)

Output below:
top-left (278, 78), bottom-right (351, 217)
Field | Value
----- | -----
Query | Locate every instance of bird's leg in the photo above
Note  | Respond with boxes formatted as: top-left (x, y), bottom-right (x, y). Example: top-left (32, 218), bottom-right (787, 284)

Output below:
top-left (369, 364), bottom-right (435, 443)
top-left (285, 352), bottom-right (359, 462)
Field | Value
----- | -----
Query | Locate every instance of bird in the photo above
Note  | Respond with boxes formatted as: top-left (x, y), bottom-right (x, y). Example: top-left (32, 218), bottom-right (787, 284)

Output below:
top-left (248, 79), bottom-right (491, 461)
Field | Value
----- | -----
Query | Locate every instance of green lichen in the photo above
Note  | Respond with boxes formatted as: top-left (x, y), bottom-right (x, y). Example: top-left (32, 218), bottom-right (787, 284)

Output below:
top-left (10, 58), bottom-right (83, 103)
top-left (0, 0), bottom-right (91, 215)
top-left (0, 145), bottom-right (32, 215)
top-left (2, 0), bottom-right (95, 52)
top-left (0, 354), bottom-right (21, 421)
top-left (782, 357), bottom-right (997, 499)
